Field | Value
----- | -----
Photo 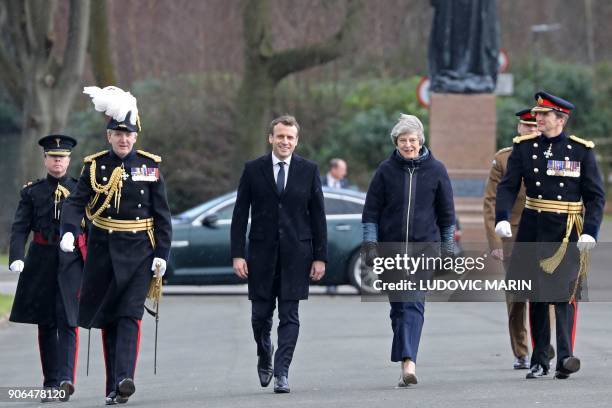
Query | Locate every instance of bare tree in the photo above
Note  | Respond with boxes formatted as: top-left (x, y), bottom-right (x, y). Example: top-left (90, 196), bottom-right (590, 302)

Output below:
top-left (234, 0), bottom-right (362, 170)
top-left (0, 0), bottom-right (90, 181)
top-left (89, 0), bottom-right (116, 86)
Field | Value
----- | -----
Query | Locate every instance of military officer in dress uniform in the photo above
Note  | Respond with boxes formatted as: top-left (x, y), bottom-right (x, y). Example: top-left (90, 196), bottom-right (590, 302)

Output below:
top-left (495, 92), bottom-right (605, 380)
top-left (484, 109), bottom-right (555, 370)
top-left (60, 86), bottom-right (172, 405)
top-left (9, 135), bottom-right (84, 402)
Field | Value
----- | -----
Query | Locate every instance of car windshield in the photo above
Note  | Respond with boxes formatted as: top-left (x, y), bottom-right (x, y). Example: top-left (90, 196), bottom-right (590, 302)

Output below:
top-left (174, 192), bottom-right (236, 220)
top-left (174, 187), bottom-right (364, 221)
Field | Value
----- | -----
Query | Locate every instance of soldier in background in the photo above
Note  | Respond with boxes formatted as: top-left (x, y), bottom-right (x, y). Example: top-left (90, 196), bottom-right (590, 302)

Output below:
top-left (484, 109), bottom-right (555, 370)
top-left (9, 135), bottom-right (84, 402)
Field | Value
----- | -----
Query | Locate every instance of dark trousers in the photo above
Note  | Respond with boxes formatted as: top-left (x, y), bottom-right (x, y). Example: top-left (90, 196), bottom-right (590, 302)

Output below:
top-left (251, 258), bottom-right (300, 378)
top-left (389, 301), bottom-right (425, 363)
top-left (529, 301), bottom-right (577, 370)
top-left (38, 289), bottom-right (79, 388)
top-left (101, 317), bottom-right (141, 395)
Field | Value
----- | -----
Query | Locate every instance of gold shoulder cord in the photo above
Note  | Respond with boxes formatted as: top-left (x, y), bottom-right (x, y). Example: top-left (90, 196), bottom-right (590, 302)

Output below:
top-left (54, 184), bottom-right (71, 220)
top-left (85, 159), bottom-right (126, 220)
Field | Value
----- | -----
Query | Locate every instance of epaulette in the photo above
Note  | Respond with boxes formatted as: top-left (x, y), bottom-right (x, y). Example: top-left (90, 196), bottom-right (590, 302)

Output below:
top-left (84, 150), bottom-right (109, 163)
top-left (569, 135), bottom-right (595, 148)
top-left (22, 179), bottom-right (42, 189)
top-left (512, 133), bottom-right (539, 144)
top-left (495, 146), bottom-right (513, 156)
top-left (136, 150), bottom-right (162, 163)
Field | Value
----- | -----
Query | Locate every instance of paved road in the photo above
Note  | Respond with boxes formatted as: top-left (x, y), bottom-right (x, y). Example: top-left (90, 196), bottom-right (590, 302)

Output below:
top-left (1, 295), bottom-right (611, 407)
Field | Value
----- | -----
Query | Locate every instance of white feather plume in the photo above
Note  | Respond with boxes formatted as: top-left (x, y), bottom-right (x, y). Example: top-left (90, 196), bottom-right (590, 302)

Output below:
top-left (83, 86), bottom-right (139, 125)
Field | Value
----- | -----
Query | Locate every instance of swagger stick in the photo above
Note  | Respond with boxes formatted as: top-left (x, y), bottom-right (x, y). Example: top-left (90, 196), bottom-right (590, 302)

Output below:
top-left (147, 262), bottom-right (163, 375)
top-left (154, 289), bottom-right (160, 375)
top-left (86, 329), bottom-right (91, 376)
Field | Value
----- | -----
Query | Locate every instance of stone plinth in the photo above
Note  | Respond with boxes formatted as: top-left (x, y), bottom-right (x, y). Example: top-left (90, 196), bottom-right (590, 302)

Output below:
top-left (429, 93), bottom-right (496, 242)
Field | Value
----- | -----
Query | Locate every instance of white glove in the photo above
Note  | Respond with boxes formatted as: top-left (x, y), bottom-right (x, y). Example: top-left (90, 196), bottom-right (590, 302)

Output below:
top-left (577, 234), bottom-right (596, 251)
top-left (9, 260), bottom-right (24, 273)
top-left (151, 257), bottom-right (167, 277)
top-left (495, 221), bottom-right (512, 238)
top-left (59, 232), bottom-right (75, 252)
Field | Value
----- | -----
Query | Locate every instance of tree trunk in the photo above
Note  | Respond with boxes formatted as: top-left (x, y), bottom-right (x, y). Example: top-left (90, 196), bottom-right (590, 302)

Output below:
top-left (90, 0), bottom-right (117, 86)
top-left (233, 0), bottom-right (362, 177)
top-left (0, 0), bottom-right (92, 181)
top-left (235, 62), bottom-right (277, 167)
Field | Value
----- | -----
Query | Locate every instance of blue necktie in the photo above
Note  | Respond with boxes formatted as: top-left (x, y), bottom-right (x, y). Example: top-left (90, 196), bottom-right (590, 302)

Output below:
top-left (277, 162), bottom-right (285, 194)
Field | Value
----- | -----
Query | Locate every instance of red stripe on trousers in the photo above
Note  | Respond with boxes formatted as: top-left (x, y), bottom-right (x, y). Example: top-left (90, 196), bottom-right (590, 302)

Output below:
top-left (133, 319), bottom-right (142, 379)
top-left (37, 328), bottom-right (45, 385)
top-left (101, 329), bottom-right (108, 394)
top-left (570, 300), bottom-right (578, 352)
top-left (73, 327), bottom-right (79, 384)
top-left (527, 302), bottom-right (535, 349)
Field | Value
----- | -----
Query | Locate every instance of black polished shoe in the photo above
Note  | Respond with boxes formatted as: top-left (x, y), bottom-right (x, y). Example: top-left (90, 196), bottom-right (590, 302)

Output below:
top-left (59, 380), bottom-right (75, 402)
top-left (116, 378), bottom-right (135, 403)
top-left (548, 344), bottom-right (556, 362)
top-left (105, 391), bottom-right (117, 405)
top-left (562, 356), bottom-right (580, 374)
top-left (258, 346), bottom-right (274, 387)
top-left (526, 364), bottom-right (549, 379)
top-left (40, 387), bottom-right (59, 403)
top-left (273, 376), bottom-right (290, 393)
top-left (554, 371), bottom-right (570, 379)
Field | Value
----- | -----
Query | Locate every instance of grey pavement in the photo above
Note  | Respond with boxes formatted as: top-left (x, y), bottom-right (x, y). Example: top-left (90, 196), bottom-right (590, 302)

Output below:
top-left (1, 296), bottom-right (611, 407)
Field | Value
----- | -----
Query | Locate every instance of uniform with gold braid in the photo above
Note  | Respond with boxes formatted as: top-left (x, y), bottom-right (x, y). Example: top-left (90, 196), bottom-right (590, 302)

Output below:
top-left (495, 91), bottom-right (605, 380)
top-left (9, 134), bottom-right (83, 399)
top-left (61, 146), bottom-right (172, 400)
top-left (61, 87), bottom-right (172, 403)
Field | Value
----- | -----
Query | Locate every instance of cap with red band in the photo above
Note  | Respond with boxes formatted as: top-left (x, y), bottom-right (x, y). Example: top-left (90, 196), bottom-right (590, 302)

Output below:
top-left (515, 108), bottom-right (537, 125)
top-left (531, 91), bottom-right (574, 114)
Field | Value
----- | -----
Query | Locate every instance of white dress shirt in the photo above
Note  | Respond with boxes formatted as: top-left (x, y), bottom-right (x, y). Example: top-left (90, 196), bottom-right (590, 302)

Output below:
top-left (326, 173), bottom-right (342, 189)
top-left (272, 152), bottom-right (291, 190)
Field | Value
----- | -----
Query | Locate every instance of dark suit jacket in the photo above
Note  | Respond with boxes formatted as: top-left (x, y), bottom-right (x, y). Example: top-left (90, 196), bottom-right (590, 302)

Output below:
top-left (320, 174), bottom-right (350, 189)
top-left (231, 153), bottom-right (327, 300)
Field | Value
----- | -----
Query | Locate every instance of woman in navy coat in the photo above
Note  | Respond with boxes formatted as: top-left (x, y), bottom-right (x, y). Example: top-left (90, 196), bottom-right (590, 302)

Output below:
top-left (362, 114), bottom-right (455, 386)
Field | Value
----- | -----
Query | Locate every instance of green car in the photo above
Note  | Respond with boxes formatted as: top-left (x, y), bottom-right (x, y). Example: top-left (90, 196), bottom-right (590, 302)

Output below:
top-left (166, 187), bottom-right (367, 291)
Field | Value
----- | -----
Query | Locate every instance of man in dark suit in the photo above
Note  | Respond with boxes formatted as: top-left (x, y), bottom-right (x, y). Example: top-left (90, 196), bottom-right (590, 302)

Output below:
top-left (231, 115), bottom-right (327, 394)
top-left (321, 158), bottom-right (351, 189)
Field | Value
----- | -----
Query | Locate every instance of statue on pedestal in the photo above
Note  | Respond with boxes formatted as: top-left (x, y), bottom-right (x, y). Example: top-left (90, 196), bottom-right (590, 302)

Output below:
top-left (428, 0), bottom-right (499, 93)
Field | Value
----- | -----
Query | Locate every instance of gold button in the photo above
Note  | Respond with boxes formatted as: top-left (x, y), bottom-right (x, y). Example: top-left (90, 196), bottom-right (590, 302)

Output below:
top-left (107, 216), bottom-right (112, 219)
top-left (102, 177), bottom-right (108, 181)
top-left (109, 229), bottom-right (113, 234)
top-left (532, 155), bottom-right (537, 159)
top-left (533, 143), bottom-right (538, 147)
top-left (107, 204), bottom-right (111, 208)
top-left (138, 204), bottom-right (142, 208)
top-left (132, 230), bottom-right (137, 234)
top-left (557, 195), bottom-right (562, 200)
top-left (567, 145), bottom-right (572, 149)
top-left (140, 190), bottom-right (144, 195)
top-left (565, 157), bottom-right (570, 161)
top-left (559, 182), bottom-right (564, 187)
top-left (538, 195), bottom-right (542, 199)
top-left (538, 210), bottom-right (542, 213)
top-left (536, 181), bottom-right (541, 186)
top-left (534, 168), bottom-right (539, 173)
top-left (136, 217), bottom-right (140, 220)
top-left (557, 210), bottom-right (561, 214)
top-left (101, 165), bottom-right (106, 170)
